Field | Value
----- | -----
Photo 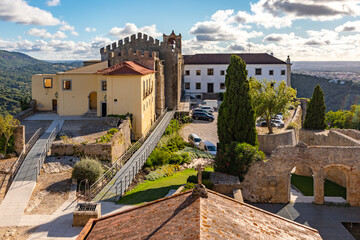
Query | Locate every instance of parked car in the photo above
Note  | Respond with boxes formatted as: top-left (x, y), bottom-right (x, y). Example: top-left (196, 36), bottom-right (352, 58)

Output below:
top-left (193, 108), bottom-right (214, 116)
top-left (192, 112), bottom-right (215, 121)
top-left (188, 133), bottom-right (202, 148)
top-left (273, 119), bottom-right (285, 128)
top-left (199, 141), bottom-right (217, 155)
top-left (260, 121), bottom-right (277, 127)
top-left (201, 99), bottom-right (218, 110)
top-left (199, 105), bottom-right (214, 113)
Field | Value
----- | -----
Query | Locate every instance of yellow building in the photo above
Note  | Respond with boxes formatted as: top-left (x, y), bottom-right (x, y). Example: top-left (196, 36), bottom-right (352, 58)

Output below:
top-left (32, 61), bottom-right (156, 139)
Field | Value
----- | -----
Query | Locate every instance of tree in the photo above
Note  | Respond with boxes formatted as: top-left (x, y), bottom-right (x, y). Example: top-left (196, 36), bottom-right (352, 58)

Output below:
top-left (249, 78), bottom-right (297, 134)
top-left (217, 55), bottom-right (258, 150)
top-left (0, 115), bottom-right (20, 154)
top-left (303, 84), bottom-right (327, 130)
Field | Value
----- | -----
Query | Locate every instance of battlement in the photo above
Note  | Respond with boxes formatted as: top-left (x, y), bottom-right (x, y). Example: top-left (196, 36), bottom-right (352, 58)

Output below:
top-left (100, 32), bottom-right (177, 56)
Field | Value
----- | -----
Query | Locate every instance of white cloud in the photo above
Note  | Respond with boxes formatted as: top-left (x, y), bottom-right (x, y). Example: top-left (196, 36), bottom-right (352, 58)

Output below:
top-left (85, 27), bottom-right (97, 32)
top-left (26, 28), bottom-right (67, 39)
top-left (335, 20), bottom-right (360, 32)
top-left (60, 22), bottom-right (79, 36)
top-left (0, 0), bottom-right (60, 25)
top-left (109, 23), bottom-right (162, 39)
top-left (46, 0), bottom-right (60, 7)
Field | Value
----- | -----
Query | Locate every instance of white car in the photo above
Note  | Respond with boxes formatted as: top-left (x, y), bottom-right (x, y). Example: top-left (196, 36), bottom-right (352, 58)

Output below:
top-left (199, 105), bottom-right (214, 113)
top-left (199, 141), bottom-right (217, 155)
top-left (188, 134), bottom-right (202, 148)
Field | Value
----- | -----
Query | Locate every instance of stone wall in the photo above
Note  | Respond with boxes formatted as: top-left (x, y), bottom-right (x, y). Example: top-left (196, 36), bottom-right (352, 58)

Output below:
top-left (241, 143), bottom-right (360, 206)
top-left (258, 130), bottom-right (297, 155)
top-left (334, 129), bottom-right (360, 141)
top-left (15, 100), bottom-right (36, 121)
top-left (325, 168), bottom-right (346, 187)
top-left (13, 125), bottom-right (25, 155)
top-left (299, 129), bottom-right (360, 146)
top-left (51, 120), bottom-right (131, 163)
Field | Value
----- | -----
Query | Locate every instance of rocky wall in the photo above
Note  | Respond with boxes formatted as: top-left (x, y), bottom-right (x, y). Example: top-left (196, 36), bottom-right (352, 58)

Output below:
top-left (258, 130), bottom-right (297, 155)
top-left (13, 125), bottom-right (25, 155)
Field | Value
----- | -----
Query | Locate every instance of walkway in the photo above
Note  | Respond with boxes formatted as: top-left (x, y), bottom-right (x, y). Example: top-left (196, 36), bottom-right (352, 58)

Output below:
top-left (290, 187), bottom-right (347, 204)
top-left (0, 119), bottom-right (64, 226)
top-left (92, 110), bottom-right (175, 202)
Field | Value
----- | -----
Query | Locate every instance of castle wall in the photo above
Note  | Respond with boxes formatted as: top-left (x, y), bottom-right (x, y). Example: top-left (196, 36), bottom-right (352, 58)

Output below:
top-left (100, 32), bottom-right (182, 110)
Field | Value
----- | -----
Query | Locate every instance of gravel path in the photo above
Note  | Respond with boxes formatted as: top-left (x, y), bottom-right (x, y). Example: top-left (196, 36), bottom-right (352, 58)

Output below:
top-left (180, 112), bottom-right (219, 145)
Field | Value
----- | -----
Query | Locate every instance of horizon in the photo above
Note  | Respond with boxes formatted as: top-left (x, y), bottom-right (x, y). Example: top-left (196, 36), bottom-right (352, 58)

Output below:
top-left (0, 1), bottom-right (359, 61)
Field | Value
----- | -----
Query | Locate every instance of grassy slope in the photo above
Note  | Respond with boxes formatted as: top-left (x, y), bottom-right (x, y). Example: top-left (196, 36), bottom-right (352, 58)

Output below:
top-left (292, 73), bottom-right (360, 112)
top-left (291, 174), bottom-right (346, 199)
top-left (117, 167), bottom-right (213, 205)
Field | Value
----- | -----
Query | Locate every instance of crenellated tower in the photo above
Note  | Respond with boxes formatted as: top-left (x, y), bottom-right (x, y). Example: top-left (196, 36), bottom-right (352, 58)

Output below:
top-left (100, 31), bottom-right (182, 111)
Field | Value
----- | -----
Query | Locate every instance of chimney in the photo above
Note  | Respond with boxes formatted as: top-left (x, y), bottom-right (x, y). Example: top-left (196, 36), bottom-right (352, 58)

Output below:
top-left (286, 55), bottom-right (292, 86)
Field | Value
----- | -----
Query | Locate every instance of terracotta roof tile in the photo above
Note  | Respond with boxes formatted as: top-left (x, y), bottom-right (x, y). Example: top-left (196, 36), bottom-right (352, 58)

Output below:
top-left (97, 61), bottom-right (155, 75)
top-left (183, 53), bottom-right (286, 65)
top-left (77, 190), bottom-right (321, 240)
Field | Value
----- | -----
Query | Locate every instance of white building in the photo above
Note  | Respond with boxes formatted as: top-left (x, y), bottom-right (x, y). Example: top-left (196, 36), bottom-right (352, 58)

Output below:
top-left (183, 53), bottom-right (291, 98)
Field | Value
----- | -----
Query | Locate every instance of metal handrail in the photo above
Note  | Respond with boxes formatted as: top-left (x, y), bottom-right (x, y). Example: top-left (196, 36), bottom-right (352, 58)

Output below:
top-left (2, 127), bottom-right (43, 194)
top-left (88, 108), bottom-right (170, 200)
top-left (113, 110), bottom-right (174, 201)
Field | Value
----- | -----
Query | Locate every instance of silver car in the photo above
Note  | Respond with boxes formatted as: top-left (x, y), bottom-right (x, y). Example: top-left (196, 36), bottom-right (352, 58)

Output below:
top-left (188, 133), bottom-right (202, 148)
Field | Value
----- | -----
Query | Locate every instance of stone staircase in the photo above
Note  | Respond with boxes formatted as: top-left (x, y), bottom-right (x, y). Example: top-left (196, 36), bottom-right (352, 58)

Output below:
top-left (82, 109), bottom-right (98, 118)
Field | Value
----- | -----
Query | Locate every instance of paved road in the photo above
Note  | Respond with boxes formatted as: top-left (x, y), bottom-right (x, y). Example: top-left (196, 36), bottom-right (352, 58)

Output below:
top-left (252, 202), bottom-right (360, 240)
top-left (180, 112), bottom-right (219, 145)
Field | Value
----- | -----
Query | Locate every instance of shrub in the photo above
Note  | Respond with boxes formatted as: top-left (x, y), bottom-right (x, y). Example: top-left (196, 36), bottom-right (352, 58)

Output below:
top-left (286, 122), bottom-right (298, 130)
top-left (215, 142), bottom-right (264, 181)
top-left (181, 182), bottom-right (195, 192)
top-left (202, 179), bottom-right (214, 190)
top-left (145, 164), bottom-right (180, 181)
top-left (164, 119), bottom-right (180, 135)
top-left (96, 128), bottom-right (119, 143)
top-left (176, 147), bottom-right (214, 160)
top-left (157, 133), bottom-right (186, 153)
top-left (144, 148), bottom-right (171, 168)
top-left (72, 157), bottom-right (104, 185)
top-left (180, 115), bottom-right (192, 124)
top-left (0, 135), bottom-right (14, 154)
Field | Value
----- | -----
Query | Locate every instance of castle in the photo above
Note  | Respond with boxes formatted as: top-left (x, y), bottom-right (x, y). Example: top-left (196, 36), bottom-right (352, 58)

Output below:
top-left (99, 31), bottom-right (183, 115)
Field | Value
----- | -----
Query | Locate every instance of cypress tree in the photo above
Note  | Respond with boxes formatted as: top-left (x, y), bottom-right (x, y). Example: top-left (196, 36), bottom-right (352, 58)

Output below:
top-left (217, 55), bottom-right (258, 150)
top-left (303, 84), bottom-right (327, 130)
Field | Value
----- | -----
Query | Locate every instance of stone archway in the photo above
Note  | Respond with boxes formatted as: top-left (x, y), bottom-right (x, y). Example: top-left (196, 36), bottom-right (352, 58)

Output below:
top-left (324, 164), bottom-right (350, 202)
top-left (289, 164), bottom-right (314, 202)
top-left (89, 92), bottom-right (97, 110)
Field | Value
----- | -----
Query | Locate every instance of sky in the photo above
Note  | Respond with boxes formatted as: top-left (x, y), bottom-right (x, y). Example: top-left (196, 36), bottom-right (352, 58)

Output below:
top-left (0, 0), bottom-right (360, 61)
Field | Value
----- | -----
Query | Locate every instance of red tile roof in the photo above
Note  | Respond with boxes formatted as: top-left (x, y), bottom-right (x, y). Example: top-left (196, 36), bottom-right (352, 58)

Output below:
top-left (77, 190), bottom-right (322, 240)
top-left (97, 61), bottom-right (155, 75)
top-left (183, 53), bottom-right (286, 65)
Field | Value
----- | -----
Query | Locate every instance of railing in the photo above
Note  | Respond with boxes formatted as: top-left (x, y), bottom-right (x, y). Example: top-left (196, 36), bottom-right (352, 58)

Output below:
top-left (113, 110), bottom-right (174, 201)
top-left (88, 108), bottom-right (172, 200)
top-left (35, 125), bottom-right (60, 176)
top-left (2, 128), bottom-right (43, 194)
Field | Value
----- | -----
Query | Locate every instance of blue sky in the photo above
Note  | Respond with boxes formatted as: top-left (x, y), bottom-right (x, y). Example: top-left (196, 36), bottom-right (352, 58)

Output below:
top-left (0, 0), bottom-right (360, 61)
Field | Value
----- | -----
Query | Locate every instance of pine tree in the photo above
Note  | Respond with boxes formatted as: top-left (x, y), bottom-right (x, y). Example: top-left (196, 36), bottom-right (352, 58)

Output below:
top-left (217, 55), bottom-right (258, 150)
top-left (303, 84), bottom-right (327, 130)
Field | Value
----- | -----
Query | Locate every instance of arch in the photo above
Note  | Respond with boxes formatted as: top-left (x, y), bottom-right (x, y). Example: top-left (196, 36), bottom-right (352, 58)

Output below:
top-left (324, 164), bottom-right (350, 202)
top-left (89, 91), bottom-right (97, 110)
top-left (288, 164), bottom-right (315, 203)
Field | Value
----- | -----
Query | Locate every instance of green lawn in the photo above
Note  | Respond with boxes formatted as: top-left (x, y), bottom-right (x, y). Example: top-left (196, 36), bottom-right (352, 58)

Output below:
top-left (117, 167), bottom-right (213, 205)
top-left (291, 174), bottom-right (347, 199)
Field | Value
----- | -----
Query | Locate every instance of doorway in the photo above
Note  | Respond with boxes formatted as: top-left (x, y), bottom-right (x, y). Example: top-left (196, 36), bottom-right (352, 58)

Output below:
top-left (89, 92), bottom-right (97, 110)
top-left (207, 83), bottom-right (214, 93)
top-left (101, 102), bottom-right (107, 117)
top-left (52, 99), bottom-right (57, 111)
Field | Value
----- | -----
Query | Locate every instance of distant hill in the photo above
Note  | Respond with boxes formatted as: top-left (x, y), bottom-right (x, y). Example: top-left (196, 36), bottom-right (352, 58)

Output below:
top-left (291, 73), bottom-right (360, 112)
top-left (0, 50), bottom-right (83, 116)
top-left (293, 61), bottom-right (360, 74)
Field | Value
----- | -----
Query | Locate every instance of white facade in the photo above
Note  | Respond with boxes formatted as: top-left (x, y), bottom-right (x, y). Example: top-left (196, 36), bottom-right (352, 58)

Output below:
top-left (183, 64), bottom-right (288, 97)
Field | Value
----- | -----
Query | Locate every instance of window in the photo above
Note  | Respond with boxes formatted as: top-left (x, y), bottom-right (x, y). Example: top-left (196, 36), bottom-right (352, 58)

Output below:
top-left (185, 70), bottom-right (190, 75)
top-left (101, 80), bottom-right (107, 91)
top-left (255, 68), bottom-right (262, 75)
top-left (196, 82), bottom-right (201, 90)
top-left (185, 82), bottom-right (190, 90)
top-left (44, 78), bottom-right (52, 88)
top-left (220, 83), bottom-right (225, 89)
top-left (143, 80), bottom-right (146, 98)
top-left (196, 70), bottom-right (201, 76)
top-left (269, 70), bottom-right (274, 76)
top-left (281, 70), bottom-right (286, 75)
top-left (220, 70), bottom-right (225, 76)
top-left (207, 68), bottom-right (214, 76)
top-left (63, 80), bottom-right (71, 90)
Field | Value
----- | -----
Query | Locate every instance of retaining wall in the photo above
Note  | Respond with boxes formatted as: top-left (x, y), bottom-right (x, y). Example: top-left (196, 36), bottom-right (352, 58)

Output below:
top-left (258, 129), bottom-right (297, 155)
